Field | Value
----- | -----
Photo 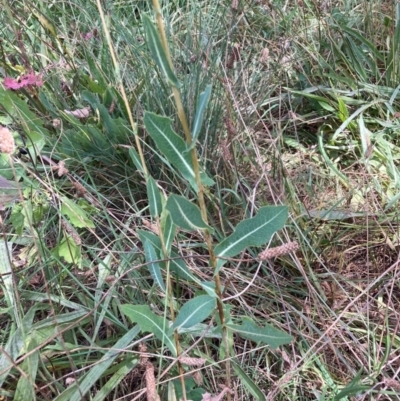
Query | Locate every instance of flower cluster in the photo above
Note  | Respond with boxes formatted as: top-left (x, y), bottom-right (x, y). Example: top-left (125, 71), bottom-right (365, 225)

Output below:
top-left (3, 71), bottom-right (43, 90)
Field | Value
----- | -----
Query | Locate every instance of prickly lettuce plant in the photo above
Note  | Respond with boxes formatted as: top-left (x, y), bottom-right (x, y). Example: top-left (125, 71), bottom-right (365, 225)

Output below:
top-left (112, 2), bottom-right (294, 400)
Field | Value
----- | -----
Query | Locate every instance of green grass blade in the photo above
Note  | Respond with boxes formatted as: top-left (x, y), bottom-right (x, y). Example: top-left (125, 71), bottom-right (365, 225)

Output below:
top-left (54, 325), bottom-right (140, 401)
top-left (232, 361), bottom-right (266, 401)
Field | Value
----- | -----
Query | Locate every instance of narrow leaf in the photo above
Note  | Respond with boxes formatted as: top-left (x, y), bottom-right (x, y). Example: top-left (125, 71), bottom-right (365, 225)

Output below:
top-left (147, 176), bottom-right (162, 218)
top-left (138, 229), bottom-right (199, 283)
top-left (92, 358), bottom-right (138, 401)
top-left (144, 240), bottom-right (166, 292)
top-left (166, 194), bottom-right (210, 232)
top-left (214, 206), bottom-right (288, 271)
top-left (142, 14), bottom-right (180, 87)
top-left (121, 305), bottom-right (177, 356)
top-left (171, 295), bottom-right (216, 332)
top-left (188, 85), bottom-right (212, 150)
top-left (128, 147), bottom-right (144, 173)
top-left (0, 241), bottom-right (15, 310)
top-left (227, 318), bottom-right (292, 349)
top-left (161, 211), bottom-right (176, 255)
top-left (54, 326), bottom-right (140, 401)
top-left (232, 361), bottom-right (266, 401)
top-left (14, 336), bottom-right (39, 401)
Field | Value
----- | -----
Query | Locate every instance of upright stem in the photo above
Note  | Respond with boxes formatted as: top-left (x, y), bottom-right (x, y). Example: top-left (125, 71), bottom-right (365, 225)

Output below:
top-left (150, 1), bottom-right (231, 398)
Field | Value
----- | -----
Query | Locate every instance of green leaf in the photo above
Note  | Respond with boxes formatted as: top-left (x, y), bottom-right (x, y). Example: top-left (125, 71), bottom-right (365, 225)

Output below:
top-left (92, 358), bottom-right (138, 401)
top-left (166, 194), bottom-right (210, 232)
top-left (232, 361), bottom-right (266, 401)
top-left (56, 236), bottom-right (81, 264)
top-left (144, 112), bottom-right (196, 189)
top-left (0, 85), bottom-right (49, 146)
top-left (121, 305), bottom-right (177, 356)
top-left (128, 147), bottom-right (144, 173)
top-left (0, 241), bottom-right (15, 310)
top-left (161, 211), bottom-right (176, 255)
top-left (188, 85), bottom-right (212, 150)
top-left (14, 336), bottom-right (39, 401)
top-left (138, 229), bottom-right (199, 283)
top-left (0, 306), bottom-right (37, 387)
top-left (214, 206), bottom-right (288, 271)
top-left (171, 295), bottom-right (216, 332)
top-left (227, 318), bottom-right (292, 349)
top-left (147, 176), bottom-right (162, 218)
top-left (61, 197), bottom-right (95, 228)
top-left (144, 112), bottom-right (213, 191)
top-left (144, 240), bottom-right (165, 292)
top-left (142, 14), bottom-right (180, 88)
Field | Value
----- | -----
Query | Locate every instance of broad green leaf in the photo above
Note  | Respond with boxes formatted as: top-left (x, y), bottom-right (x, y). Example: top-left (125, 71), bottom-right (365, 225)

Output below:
top-left (161, 210), bottom-right (176, 255)
top-left (214, 206), bottom-right (288, 271)
top-left (144, 240), bottom-right (165, 292)
top-left (188, 85), bottom-right (212, 150)
top-left (147, 176), bottom-right (162, 218)
top-left (54, 326), bottom-right (140, 401)
top-left (142, 14), bottom-right (180, 87)
top-left (171, 295), bottom-right (216, 332)
top-left (169, 252), bottom-right (199, 283)
top-left (61, 196), bottom-right (95, 228)
top-left (232, 361), bottom-right (266, 401)
top-left (144, 112), bottom-right (213, 190)
top-left (227, 318), bottom-right (292, 349)
top-left (56, 236), bottom-right (81, 263)
top-left (121, 305), bottom-right (176, 356)
top-left (144, 112), bottom-right (196, 188)
top-left (166, 194), bottom-right (210, 232)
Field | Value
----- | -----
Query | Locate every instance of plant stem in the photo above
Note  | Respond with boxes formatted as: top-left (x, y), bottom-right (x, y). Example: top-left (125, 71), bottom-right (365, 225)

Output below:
top-left (150, 1), bottom-right (232, 398)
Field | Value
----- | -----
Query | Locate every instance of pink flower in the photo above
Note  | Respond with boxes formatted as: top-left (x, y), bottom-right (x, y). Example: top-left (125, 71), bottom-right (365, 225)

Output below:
top-left (3, 72), bottom-right (43, 90)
